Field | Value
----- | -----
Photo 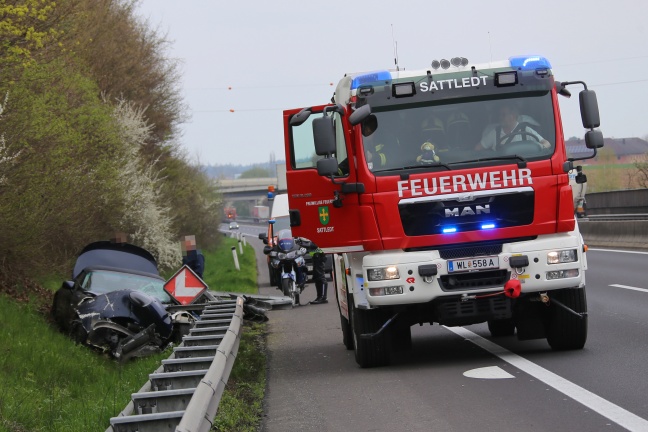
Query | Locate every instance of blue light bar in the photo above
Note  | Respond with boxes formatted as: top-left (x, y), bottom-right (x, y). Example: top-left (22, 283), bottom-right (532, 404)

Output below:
top-left (350, 71), bottom-right (392, 90)
top-left (481, 223), bottom-right (496, 230)
top-left (442, 227), bottom-right (457, 234)
top-left (509, 55), bottom-right (552, 70)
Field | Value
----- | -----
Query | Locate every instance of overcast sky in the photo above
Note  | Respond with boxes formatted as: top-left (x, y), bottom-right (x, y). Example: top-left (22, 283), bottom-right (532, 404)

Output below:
top-left (136, 0), bottom-right (648, 167)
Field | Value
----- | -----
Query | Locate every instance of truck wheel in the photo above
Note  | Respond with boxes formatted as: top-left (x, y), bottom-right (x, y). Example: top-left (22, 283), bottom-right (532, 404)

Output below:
top-left (546, 287), bottom-right (588, 350)
top-left (488, 318), bottom-right (515, 337)
top-left (340, 314), bottom-right (354, 350)
top-left (350, 297), bottom-right (390, 368)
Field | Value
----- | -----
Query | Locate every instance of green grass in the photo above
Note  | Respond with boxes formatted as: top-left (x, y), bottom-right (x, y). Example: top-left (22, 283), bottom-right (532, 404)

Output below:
top-left (0, 295), bottom-right (171, 431)
top-left (202, 234), bottom-right (259, 295)
top-left (0, 235), bottom-right (266, 432)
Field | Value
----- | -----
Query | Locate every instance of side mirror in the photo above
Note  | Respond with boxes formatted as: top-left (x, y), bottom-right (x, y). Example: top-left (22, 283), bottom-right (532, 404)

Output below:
top-left (313, 116), bottom-right (336, 156)
top-left (585, 129), bottom-right (604, 149)
top-left (290, 108), bottom-right (312, 126)
top-left (317, 157), bottom-right (339, 177)
top-left (258, 232), bottom-right (268, 240)
top-left (289, 209), bottom-right (302, 227)
top-left (579, 90), bottom-right (600, 129)
top-left (63, 280), bottom-right (74, 290)
top-left (349, 104), bottom-right (372, 126)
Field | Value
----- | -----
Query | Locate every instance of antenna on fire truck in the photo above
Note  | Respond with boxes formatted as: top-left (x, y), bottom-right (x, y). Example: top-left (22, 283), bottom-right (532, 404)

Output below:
top-left (392, 24), bottom-right (399, 71)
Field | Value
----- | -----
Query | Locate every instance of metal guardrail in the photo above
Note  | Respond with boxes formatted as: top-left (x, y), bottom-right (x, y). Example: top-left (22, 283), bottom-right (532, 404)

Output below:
top-left (583, 214), bottom-right (648, 221)
top-left (107, 297), bottom-right (244, 432)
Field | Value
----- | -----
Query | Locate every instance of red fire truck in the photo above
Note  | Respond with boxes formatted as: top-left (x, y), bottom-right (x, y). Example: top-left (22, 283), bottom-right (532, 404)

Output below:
top-left (223, 206), bottom-right (237, 222)
top-left (283, 55), bottom-right (603, 367)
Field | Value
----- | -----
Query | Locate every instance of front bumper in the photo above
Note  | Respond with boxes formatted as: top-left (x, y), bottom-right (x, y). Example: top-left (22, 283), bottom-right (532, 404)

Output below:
top-left (362, 232), bottom-right (586, 307)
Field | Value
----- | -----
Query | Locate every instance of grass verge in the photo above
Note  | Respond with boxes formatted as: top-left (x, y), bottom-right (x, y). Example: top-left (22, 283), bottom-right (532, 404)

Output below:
top-left (0, 234), bottom-right (266, 432)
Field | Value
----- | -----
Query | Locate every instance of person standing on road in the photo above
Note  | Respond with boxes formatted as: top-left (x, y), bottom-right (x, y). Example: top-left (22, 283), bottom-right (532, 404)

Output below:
top-left (181, 235), bottom-right (205, 279)
top-left (296, 237), bottom-right (328, 304)
top-left (310, 248), bottom-right (328, 304)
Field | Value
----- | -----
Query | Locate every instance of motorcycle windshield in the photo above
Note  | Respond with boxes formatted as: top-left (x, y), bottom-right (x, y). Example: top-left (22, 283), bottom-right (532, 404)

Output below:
top-left (276, 229), bottom-right (295, 252)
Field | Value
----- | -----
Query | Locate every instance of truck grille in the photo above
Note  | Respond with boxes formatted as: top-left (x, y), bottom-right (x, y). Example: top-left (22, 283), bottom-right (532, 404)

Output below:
top-left (434, 295), bottom-right (512, 326)
top-left (438, 243), bottom-right (503, 260)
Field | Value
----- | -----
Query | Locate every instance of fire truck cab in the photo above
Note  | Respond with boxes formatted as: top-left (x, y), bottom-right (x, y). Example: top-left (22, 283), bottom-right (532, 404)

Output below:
top-left (283, 55), bottom-right (603, 367)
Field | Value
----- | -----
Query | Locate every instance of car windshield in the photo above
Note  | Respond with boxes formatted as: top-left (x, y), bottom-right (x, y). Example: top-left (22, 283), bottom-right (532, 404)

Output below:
top-left (82, 269), bottom-right (171, 303)
top-left (363, 92), bottom-right (555, 173)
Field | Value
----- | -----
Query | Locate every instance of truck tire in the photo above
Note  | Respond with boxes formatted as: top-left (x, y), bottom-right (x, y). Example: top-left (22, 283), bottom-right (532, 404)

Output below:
top-left (340, 314), bottom-right (354, 350)
top-left (350, 297), bottom-right (390, 368)
top-left (488, 318), bottom-right (515, 337)
top-left (546, 287), bottom-right (588, 350)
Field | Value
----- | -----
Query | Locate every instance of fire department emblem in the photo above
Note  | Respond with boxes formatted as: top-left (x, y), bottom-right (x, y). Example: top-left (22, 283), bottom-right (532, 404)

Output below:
top-left (318, 206), bottom-right (330, 225)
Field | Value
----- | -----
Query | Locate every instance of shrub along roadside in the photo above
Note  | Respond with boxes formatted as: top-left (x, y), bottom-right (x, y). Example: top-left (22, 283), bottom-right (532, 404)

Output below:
top-left (0, 234), bottom-right (265, 432)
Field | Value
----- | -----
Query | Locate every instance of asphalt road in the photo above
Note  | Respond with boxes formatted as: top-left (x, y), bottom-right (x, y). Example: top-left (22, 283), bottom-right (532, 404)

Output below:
top-left (242, 225), bottom-right (648, 432)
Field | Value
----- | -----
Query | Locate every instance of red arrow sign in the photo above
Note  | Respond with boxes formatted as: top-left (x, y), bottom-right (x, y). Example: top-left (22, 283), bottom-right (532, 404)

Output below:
top-left (164, 265), bottom-right (207, 305)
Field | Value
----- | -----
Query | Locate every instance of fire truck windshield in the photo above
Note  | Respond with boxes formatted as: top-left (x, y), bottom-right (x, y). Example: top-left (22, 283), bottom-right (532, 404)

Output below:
top-left (362, 91), bottom-right (555, 173)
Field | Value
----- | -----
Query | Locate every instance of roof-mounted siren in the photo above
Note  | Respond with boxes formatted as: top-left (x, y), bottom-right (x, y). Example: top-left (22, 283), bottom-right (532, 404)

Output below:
top-left (431, 57), bottom-right (468, 70)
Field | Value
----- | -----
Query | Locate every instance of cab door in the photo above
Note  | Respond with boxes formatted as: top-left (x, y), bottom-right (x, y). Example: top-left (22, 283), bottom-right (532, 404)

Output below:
top-left (283, 105), bottom-right (366, 252)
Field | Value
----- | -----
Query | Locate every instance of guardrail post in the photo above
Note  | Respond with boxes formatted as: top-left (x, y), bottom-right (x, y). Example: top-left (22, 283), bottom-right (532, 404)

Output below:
top-left (231, 246), bottom-right (240, 271)
top-left (238, 240), bottom-right (243, 255)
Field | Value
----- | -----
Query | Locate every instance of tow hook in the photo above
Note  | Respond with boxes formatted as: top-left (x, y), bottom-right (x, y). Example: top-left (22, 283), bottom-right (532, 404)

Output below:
top-left (360, 311), bottom-right (401, 339)
top-left (539, 292), bottom-right (587, 319)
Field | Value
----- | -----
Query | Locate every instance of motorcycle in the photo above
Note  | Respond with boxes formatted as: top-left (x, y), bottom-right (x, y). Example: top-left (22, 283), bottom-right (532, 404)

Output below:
top-left (263, 227), bottom-right (308, 307)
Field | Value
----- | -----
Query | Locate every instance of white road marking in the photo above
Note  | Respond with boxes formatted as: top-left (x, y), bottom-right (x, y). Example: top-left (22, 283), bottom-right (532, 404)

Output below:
top-left (446, 326), bottom-right (648, 432)
top-left (463, 366), bottom-right (514, 379)
top-left (610, 284), bottom-right (648, 294)
top-left (589, 248), bottom-right (648, 256)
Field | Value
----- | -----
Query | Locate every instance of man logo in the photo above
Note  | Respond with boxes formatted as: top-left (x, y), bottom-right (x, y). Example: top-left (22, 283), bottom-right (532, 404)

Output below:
top-left (445, 204), bottom-right (491, 217)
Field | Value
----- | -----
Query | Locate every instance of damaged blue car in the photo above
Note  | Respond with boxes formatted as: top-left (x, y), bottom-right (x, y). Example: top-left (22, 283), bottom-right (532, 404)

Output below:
top-left (51, 241), bottom-right (189, 361)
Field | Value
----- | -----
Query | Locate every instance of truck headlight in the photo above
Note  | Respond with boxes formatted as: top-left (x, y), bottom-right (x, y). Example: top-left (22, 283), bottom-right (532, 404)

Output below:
top-left (367, 266), bottom-right (400, 281)
top-left (547, 249), bottom-right (577, 264)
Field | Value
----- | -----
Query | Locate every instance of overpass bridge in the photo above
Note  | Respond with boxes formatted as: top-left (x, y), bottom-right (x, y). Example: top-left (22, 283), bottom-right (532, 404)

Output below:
top-left (217, 177), bottom-right (281, 201)
top-left (217, 177), bottom-right (283, 218)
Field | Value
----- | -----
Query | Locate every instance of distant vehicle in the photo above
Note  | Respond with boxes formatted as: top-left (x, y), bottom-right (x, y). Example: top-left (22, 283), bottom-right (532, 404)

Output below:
top-left (252, 205), bottom-right (270, 223)
top-left (51, 241), bottom-right (183, 361)
top-left (259, 194), bottom-right (291, 286)
top-left (229, 222), bottom-right (240, 230)
top-left (223, 206), bottom-right (237, 222)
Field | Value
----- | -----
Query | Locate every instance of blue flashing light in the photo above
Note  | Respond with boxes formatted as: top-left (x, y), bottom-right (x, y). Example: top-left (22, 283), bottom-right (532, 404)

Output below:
top-left (350, 71), bottom-right (392, 90)
top-left (481, 223), bottom-right (496, 230)
top-left (509, 55), bottom-right (552, 71)
top-left (442, 227), bottom-right (457, 234)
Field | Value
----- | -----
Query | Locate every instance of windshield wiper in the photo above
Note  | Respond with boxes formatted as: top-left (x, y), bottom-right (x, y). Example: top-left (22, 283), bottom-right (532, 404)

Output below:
top-left (379, 162), bottom-right (452, 173)
top-left (461, 155), bottom-right (527, 168)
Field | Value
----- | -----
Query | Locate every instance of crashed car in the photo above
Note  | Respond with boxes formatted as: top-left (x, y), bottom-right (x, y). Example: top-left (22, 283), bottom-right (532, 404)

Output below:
top-left (51, 241), bottom-right (190, 361)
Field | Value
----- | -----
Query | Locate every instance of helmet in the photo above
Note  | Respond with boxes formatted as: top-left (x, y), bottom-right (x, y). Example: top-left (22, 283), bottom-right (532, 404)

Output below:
top-left (421, 115), bottom-right (444, 132)
top-left (276, 229), bottom-right (295, 252)
top-left (447, 111), bottom-right (469, 128)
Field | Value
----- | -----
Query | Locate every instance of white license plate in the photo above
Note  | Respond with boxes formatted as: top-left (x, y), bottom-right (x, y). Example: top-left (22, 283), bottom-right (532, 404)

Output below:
top-left (448, 256), bottom-right (499, 273)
